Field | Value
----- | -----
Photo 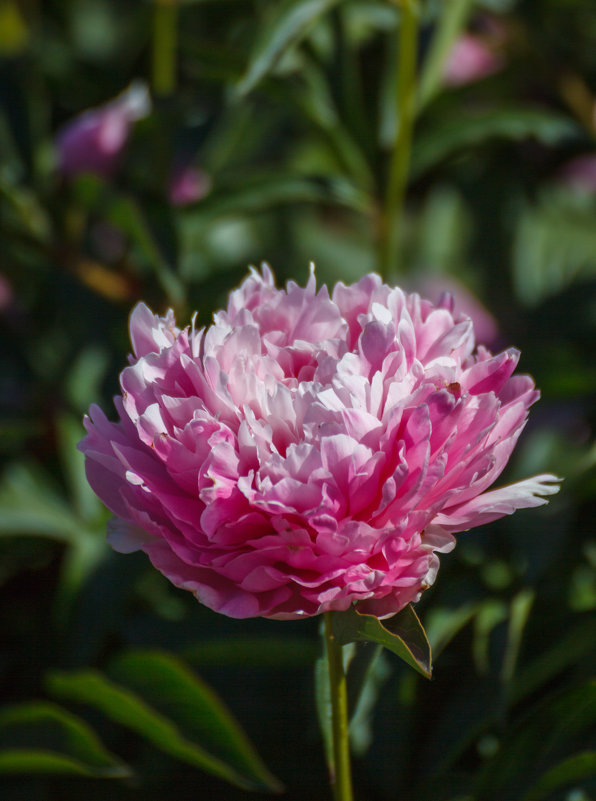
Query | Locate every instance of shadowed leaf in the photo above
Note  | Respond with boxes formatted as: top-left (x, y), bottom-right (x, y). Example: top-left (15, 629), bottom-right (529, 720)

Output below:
top-left (0, 702), bottom-right (131, 778)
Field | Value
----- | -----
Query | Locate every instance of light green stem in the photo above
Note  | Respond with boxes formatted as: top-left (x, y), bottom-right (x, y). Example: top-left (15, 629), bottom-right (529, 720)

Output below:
top-left (378, 0), bottom-right (419, 280)
top-left (324, 612), bottom-right (353, 801)
top-left (152, 0), bottom-right (178, 96)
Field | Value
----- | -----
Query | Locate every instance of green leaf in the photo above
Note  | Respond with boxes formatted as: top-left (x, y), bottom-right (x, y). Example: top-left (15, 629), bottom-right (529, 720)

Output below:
top-left (411, 108), bottom-right (580, 179)
top-left (501, 589), bottom-right (535, 686)
top-left (474, 680), bottom-right (596, 799)
top-left (510, 616), bottom-right (596, 705)
top-left (47, 656), bottom-right (282, 792)
top-left (0, 702), bottom-right (130, 778)
top-left (57, 414), bottom-right (102, 522)
top-left (346, 644), bottom-right (390, 756)
top-left (109, 650), bottom-right (282, 792)
top-left (289, 58), bottom-right (374, 189)
top-left (106, 195), bottom-right (186, 307)
top-left (332, 604), bottom-right (432, 678)
top-left (314, 639), bottom-right (389, 767)
top-left (425, 602), bottom-right (478, 658)
top-left (522, 751), bottom-right (596, 801)
top-left (183, 172), bottom-right (371, 219)
top-left (417, 0), bottom-right (475, 110)
top-left (0, 462), bottom-right (87, 542)
top-left (513, 190), bottom-right (596, 306)
top-left (237, 0), bottom-right (341, 96)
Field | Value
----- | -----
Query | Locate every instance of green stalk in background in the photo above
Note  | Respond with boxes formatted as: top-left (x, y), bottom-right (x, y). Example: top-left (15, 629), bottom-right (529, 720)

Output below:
top-left (378, 0), bottom-right (419, 281)
top-left (152, 0), bottom-right (179, 96)
top-left (324, 612), bottom-right (353, 801)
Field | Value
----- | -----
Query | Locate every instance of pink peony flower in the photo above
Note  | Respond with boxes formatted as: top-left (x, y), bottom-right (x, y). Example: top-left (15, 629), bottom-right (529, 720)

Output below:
top-left (55, 82), bottom-right (150, 179)
top-left (79, 267), bottom-right (559, 620)
top-left (443, 33), bottom-right (505, 87)
top-left (412, 275), bottom-right (501, 351)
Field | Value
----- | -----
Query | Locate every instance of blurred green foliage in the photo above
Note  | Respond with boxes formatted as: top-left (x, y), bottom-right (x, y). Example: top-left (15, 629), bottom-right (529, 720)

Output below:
top-left (0, 0), bottom-right (594, 799)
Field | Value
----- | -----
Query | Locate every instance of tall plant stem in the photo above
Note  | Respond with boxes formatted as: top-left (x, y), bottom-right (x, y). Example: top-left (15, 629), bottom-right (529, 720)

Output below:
top-left (324, 612), bottom-right (353, 801)
top-left (378, 0), bottom-right (419, 280)
top-left (152, 0), bottom-right (178, 96)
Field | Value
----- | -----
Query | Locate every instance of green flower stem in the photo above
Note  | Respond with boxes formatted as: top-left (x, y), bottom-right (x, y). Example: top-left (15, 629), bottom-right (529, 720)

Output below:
top-left (152, 0), bottom-right (178, 96)
top-left (324, 612), bottom-right (353, 801)
top-left (378, 0), bottom-right (419, 280)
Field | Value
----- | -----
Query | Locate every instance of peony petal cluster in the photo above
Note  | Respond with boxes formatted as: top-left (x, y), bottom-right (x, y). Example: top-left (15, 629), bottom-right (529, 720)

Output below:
top-left (79, 267), bottom-right (559, 620)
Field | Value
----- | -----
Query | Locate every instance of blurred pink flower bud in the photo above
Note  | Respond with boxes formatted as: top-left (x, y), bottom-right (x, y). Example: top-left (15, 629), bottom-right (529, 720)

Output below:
top-left (79, 266), bottom-right (559, 621)
top-left (55, 82), bottom-right (151, 179)
top-left (558, 154), bottom-right (596, 194)
top-left (168, 165), bottom-right (212, 207)
top-left (443, 34), bottom-right (504, 87)
top-left (0, 273), bottom-right (14, 313)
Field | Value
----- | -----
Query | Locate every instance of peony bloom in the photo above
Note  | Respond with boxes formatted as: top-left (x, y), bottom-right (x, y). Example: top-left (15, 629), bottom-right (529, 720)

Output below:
top-left (443, 33), bottom-right (504, 87)
top-left (79, 267), bottom-right (559, 620)
top-left (55, 82), bottom-right (150, 179)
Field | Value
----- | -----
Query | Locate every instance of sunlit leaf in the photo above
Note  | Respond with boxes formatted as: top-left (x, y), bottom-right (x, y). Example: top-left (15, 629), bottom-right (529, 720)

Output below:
top-left (332, 604), bottom-right (432, 678)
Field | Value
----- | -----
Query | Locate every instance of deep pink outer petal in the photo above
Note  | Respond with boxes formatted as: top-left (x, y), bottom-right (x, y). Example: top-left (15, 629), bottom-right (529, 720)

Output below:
top-left (79, 266), bottom-right (560, 620)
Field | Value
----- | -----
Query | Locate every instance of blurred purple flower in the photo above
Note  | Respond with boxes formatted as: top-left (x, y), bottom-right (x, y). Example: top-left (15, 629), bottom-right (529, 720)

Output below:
top-left (558, 154), bottom-right (596, 194)
top-left (168, 165), bottom-right (212, 207)
top-left (0, 273), bottom-right (14, 313)
top-left (443, 33), bottom-right (504, 87)
top-left (55, 82), bottom-right (150, 179)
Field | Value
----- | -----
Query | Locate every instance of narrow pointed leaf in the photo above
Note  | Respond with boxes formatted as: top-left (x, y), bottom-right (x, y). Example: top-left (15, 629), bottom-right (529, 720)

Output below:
top-left (48, 659), bottom-right (281, 792)
top-left (474, 680), bottom-right (596, 799)
top-left (237, 0), bottom-right (341, 96)
top-left (417, 0), bottom-right (475, 110)
top-left (332, 605), bottom-right (432, 678)
top-left (522, 751), bottom-right (596, 801)
top-left (109, 650), bottom-right (283, 793)
top-left (411, 108), bottom-right (579, 180)
top-left (0, 702), bottom-right (131, 778)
